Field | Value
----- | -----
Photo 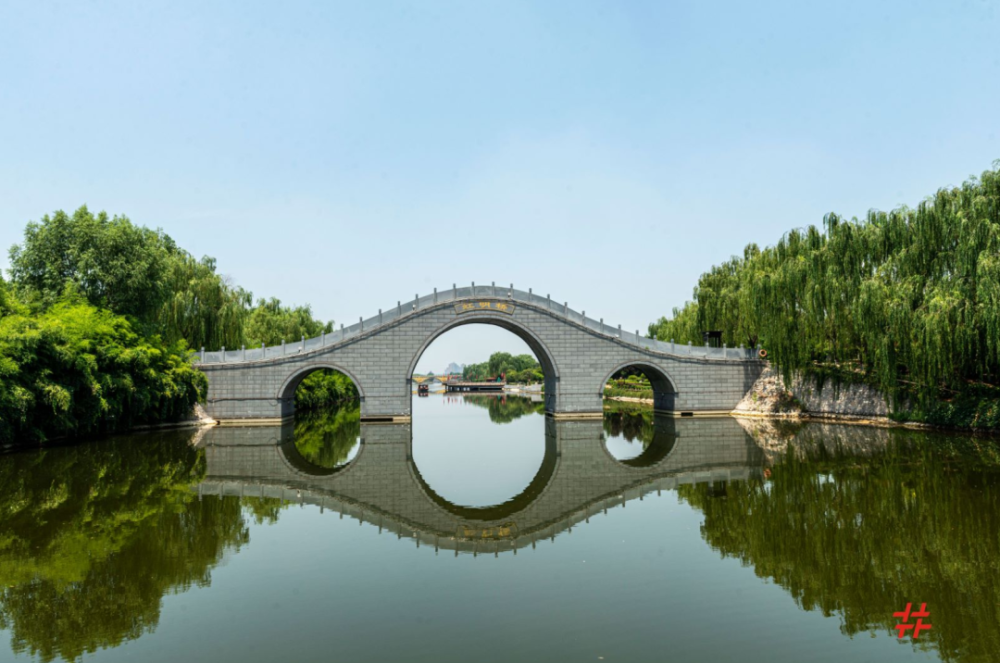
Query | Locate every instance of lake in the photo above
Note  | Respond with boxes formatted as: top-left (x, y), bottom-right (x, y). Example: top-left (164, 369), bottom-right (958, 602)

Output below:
top-left (2, 393), bottom-right (998, 662)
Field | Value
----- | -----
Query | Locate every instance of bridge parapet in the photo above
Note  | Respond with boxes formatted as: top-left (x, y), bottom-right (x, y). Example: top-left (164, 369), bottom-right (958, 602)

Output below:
top-left (194, 284), bottom-right (758, 365)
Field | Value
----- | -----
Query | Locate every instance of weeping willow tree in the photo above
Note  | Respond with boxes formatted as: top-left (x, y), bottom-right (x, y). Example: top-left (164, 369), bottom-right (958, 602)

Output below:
top-left (158, 254), bottom-right (252, 350)
top-left (649, 162), bottom-right (1000, 412)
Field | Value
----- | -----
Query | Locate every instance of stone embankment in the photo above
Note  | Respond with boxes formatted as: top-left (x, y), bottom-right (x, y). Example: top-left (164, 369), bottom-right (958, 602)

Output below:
top-left (732, 366), bottom-right (893, 425)
top-left (135, 403), bottom-right (217, 431)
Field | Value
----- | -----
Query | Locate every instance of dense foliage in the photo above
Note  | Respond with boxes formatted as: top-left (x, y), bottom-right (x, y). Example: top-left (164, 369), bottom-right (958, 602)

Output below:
top-left (295, 369), bottom-right (360, 410)
top-left (0, 282), bottom-right (205, 444)
top-left (462, 352), bottom-right (543, 384)
top-left (650, 163), bottom-right (1000, 414)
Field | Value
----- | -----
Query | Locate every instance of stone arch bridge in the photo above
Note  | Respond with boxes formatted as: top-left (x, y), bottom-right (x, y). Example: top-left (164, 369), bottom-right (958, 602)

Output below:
top-left (196, 284), bottom-right (763, 423)
top-left (195, 416), bottom-right (764, 555)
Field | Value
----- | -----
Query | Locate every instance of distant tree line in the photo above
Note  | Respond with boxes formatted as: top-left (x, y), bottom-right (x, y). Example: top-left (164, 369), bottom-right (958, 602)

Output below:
top-left (649, 163), bottom-right (1000, 428)
top-left (462, 352), bottom-right (544, 384)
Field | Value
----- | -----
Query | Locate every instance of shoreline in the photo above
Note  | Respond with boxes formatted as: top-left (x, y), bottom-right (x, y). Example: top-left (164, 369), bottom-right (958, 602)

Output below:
top-left (605, 395), bottom-right (997, 435)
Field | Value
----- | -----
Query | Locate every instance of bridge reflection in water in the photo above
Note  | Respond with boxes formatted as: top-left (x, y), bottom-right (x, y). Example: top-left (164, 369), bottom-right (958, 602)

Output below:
top-left (195, 415), bottom-right (765, 555)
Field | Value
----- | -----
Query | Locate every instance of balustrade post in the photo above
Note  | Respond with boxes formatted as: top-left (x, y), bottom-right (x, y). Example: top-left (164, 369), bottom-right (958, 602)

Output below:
top-left (635, 330), bottom-right (640, 345)
top-left (301, 335), bottom-right (305, 351)
top-left (547, 294), bottom-right (551, 309)
top-left (471, 281), bottom-right (475, 296)
top-left (414, 294), bottom-right (418, 310)
top-left (397, 301), bottom-right (401, 316)
top-left (262, 341), bottom-right (266, 356)
top-left (618, 324), bottom-right (622, 338)
top-left (564, 301), bottom-right (568, 315)
top-left (379, 308), bottom-right (382, 324)
top-left (434, 287), bottom-right (438, 303)
top-left (509, 283), bottom-right (513, 298)
top-left (360, 316), bottom-right (363, 332)
top-left (453, 283), bottom-right (457, 299)
top-left (241, 345), bottom-right (246, 361)
top-left (200, 347), bottom-right (205, 362)
top-left (491, 281), bottom-right (495, 296)
top-left (221, 346), bottom-right (226, 362)
top-left (282, 339), bottom-right (286, 355)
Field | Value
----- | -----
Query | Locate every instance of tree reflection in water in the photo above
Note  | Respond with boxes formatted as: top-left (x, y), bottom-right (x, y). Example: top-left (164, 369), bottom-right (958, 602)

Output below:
top-left (458, 394), bottom-right (545, 424)
top-left (680, 420), bottom-right (1000, 663)
top-left (602, 402), bottom-right (656, 448)
top-left (290, 406), bottom-right (362, 469)
top-left (0, 430), bottom-right (251, 662)
top-left (4, 408), bottom-right (1000, 663)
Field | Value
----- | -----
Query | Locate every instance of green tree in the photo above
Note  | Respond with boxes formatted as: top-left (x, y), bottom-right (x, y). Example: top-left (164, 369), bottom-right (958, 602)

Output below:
top-left (158, 254), bottom-right (252, 350)
top-left (243, 297), bottom-right (333, 347)
top-left (8, 207), bottom-right (175, 323)
top-left (7, 206), bottom-right (256, 350)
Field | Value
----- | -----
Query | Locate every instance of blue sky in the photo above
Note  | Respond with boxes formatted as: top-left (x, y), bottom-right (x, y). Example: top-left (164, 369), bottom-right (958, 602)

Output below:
top-left (1, 0), bottom-right (998, 373)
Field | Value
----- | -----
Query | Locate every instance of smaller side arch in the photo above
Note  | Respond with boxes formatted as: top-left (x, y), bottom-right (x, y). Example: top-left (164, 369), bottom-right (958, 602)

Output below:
top-left (276, 363), bottom-right (367, 419)
top-left (599, 361), bottom-right (678, 413)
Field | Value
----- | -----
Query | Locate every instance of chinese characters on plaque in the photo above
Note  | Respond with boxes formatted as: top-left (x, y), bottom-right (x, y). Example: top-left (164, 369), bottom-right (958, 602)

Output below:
top-left (453, 301), bottom-right (516, 315)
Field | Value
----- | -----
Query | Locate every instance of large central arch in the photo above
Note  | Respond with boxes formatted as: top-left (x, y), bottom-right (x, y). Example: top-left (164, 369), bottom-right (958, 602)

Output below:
top-left (405, 311), bottom-right (562, 412)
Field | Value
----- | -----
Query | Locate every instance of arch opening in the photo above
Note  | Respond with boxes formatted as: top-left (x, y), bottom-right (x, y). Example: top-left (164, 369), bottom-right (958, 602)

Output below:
top-left (277, 366), bottom-right (363, 474)
top-left (601, 362), bottom-right (678, 413)
top-left (408, 321), bottom-right (553, 509)
top-left (407, 314), bottom-right (559, 412)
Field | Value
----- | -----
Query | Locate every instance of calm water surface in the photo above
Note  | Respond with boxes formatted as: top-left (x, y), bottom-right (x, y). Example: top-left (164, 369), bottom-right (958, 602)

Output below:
top-left (2, 393), bottom-right (999, 663)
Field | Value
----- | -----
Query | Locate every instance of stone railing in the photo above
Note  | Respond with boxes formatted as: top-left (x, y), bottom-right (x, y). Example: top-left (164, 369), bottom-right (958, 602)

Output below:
top-left (194, 283), bottom-right (758, 364)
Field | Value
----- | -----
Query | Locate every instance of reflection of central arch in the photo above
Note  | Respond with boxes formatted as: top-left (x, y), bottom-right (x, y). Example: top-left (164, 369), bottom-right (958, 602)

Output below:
top-left (600, 361), bottom-right (678, 413)
top-left (407, 430), bottom-right (560, 523)
top-left (406, 312), bottom-right (561, 411)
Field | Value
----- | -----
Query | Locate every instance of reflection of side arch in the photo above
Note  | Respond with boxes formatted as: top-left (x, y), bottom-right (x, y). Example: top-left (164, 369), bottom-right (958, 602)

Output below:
top-left (276, 363), bottom-right (367, 404)
top-left (599, 361), bottom-right (678, 413)
top-left (406, 312), bottom-right (561, 411)
top-left (407, 431), bottom-right (560, 523)
top-left (276, 414), bottom-right (365, 478)
top-left (278, 434), bottom-right (365, 478)
top-left (601, 414), bottom-right (679, 469)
